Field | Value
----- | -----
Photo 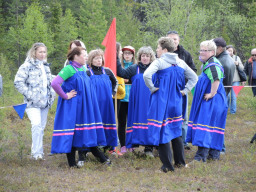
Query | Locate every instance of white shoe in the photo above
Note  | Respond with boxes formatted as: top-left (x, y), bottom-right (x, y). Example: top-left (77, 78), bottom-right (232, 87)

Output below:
top-left (77, 161), bottom-right (85, 168)
top-left (145, 151), bottom-right (154, 158)
top-left (32, 154), bottom-right (45, 160)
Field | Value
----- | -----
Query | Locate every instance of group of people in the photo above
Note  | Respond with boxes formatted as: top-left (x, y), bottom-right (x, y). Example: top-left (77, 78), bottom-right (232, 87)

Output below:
top-left (13, 30), bottom-right (256, 172)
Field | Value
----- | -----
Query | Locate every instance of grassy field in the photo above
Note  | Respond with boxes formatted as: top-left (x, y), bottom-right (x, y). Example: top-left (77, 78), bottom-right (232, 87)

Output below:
top-left (0, 87), bottom-right (256, 192)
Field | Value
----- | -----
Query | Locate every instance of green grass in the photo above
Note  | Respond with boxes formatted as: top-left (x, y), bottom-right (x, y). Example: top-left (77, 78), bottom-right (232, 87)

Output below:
top-left (0, 87), bottom-right (256, 191)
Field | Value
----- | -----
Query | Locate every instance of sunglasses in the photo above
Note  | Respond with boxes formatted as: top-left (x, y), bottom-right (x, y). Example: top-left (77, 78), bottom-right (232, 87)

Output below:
top-left (252, 54), bottom-right (256, 56)
top-left (199, 50), bottom-right (212, 53)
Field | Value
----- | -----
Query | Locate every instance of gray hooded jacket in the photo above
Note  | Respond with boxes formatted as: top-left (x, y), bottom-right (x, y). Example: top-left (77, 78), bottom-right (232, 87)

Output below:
top-left (143, 53), bottom-right (198, 94)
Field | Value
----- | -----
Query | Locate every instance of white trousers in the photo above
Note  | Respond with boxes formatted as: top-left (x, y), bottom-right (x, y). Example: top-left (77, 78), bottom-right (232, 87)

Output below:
top-left (26, 107), bottom-right (49, 158)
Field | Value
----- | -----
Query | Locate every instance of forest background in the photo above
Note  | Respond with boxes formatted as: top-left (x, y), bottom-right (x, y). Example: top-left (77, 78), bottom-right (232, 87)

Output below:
top-left (1, 0), bottom-right (256, 79)
top-left (1, 1), bottom-right (256, 191)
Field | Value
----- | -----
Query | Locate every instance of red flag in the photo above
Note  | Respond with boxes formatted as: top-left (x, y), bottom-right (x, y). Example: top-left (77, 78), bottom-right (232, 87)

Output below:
top-left (232, 86), bottom-right (244, 97)
top-left (102, 18), bottom-right (116, 75)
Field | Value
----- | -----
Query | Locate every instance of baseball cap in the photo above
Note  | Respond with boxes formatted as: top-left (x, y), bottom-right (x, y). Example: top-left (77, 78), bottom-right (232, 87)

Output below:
top-left (213, 37), bottom-right (227, 47)
top-left (122, 46), bottom-right (135, 55)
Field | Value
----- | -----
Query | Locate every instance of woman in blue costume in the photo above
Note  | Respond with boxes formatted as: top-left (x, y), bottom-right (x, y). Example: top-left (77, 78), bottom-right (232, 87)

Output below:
top-left (86, 49), bottom-right (119, 154)
top-left (51, 47), bottom-right (110, 167)
top-left (117, 46), bottom-right (156, 157)
top-left (144, 37), bottom-right (198, 172)
top-left (186, 40), bottom-right (228, 165)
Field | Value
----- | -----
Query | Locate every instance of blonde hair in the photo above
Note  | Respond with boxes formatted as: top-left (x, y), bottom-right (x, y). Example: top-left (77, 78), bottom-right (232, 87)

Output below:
top-left (26, 42), bottom-right (47, 61)
top-left (137, 46), bottom-right (156, 64)
top-left (87, 49), bottom-right (105, 67)
top-left (200, 40), bottom-right (217, 55)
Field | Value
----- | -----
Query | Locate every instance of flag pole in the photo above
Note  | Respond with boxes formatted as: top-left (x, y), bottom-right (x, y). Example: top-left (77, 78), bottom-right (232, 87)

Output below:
top-left (115, 94), bottom-right (118, 129)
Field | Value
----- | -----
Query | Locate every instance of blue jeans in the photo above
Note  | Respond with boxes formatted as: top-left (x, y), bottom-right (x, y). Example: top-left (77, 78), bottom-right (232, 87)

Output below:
top-left (227, 81), bottom-right (240, 114)
top-left (182, 95), bottom-right (188, 146)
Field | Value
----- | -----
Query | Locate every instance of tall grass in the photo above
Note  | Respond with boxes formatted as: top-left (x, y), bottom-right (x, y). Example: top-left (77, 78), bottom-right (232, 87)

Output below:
top-left (0, 85), bottom-right (256, 191)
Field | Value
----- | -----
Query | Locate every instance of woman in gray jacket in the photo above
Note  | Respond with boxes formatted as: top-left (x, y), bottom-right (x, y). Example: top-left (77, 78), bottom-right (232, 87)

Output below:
top-left (14, 42), bottom-right (55, 160)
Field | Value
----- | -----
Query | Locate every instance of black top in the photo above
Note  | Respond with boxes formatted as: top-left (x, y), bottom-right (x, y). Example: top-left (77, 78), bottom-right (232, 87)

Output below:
top-left (117, 58), bottom-right (150, 80)
top-left (86, 65), bottom-right (117, 94)
top-left (174, 45), bottom-right (197, 73)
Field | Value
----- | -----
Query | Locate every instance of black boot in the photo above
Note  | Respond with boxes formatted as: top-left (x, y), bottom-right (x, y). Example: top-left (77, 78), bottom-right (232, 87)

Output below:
top-left (250, 133), bottom-right (256, 143)
top-left (66, 147), bottom-right (77, 167)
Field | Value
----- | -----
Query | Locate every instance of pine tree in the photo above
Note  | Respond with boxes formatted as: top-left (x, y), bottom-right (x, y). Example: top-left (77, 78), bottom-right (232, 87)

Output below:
top-left (115, 0), bottom-right (143, 50)
top-left (244, 2), bottom-right (256, 56)
top-left (49, 8), bottom-right (79, 74)
top-left (79, 0), bottom-right (107, 50)
top-left (6, 2), bottom-right (53, 67)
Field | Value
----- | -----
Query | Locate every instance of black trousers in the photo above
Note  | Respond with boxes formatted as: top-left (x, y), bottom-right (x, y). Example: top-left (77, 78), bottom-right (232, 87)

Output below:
top-left (78, 150), bottom-right (88, 161)
top-left (66, 147), bottom-right (108, 167)
top-left (118, 102), bottom-right (128, 147)
top-left (251, 79), bottom-right (256, 96)
top-left (158, 136), bottom-right (185, 171)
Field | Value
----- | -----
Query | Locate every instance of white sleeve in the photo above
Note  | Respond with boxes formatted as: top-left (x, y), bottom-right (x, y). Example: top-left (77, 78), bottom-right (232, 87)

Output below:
top-left (180, 60), bottom-right (198, 95)
top-left (143, 60), bottom-right (161, 93)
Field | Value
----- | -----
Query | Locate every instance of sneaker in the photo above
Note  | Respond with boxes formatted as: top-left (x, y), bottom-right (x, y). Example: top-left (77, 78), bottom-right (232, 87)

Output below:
top-left (145, 151), bottom-right (154, 158)
top-left (115, 150), bottom-right (123, 156)
top-left (109, 149), bottom-right (123, 156)
top-left (37, 156), bottom-right (45, 161)
top-left (77, 161), bottom-right (85, 168)
top-left (160, 165), bottom-right (174, 173)
top-left (108, 150), bottom-right (116, 155)
top-left (174, 164), bottom-right (186, 168)
top-left (120, 146), bottom-right (127, 153)
top-left (31, 154), bottom-right (45, 161)
top-left (127, 148), bottom-right (134, 152)
top-left (103, 159), bottom-right (112, 166)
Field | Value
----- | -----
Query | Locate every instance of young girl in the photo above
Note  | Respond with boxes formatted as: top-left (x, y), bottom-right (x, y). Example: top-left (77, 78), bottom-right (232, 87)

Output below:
top-left (51, 47), bottom-right (110, 167)
top-left (87, 49), bottom-right (120, 155)
top-left (118, 45), bottom-right (136, 153)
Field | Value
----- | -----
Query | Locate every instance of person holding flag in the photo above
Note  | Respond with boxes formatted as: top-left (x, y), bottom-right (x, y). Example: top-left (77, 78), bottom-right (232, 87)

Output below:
top-left (118, 45), bottom-right (136, 154)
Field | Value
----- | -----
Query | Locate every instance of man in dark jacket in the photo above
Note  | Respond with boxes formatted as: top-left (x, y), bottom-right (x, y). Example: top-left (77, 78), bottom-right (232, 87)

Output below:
top-left (213, 37), bottom-right (235, 154)
top-left (167, 31), bottom-right (197, 73)
top-left (213, 37), bottom-right (235, 96)
top-left (244, 48), bottom-right (256, 96)
top-left (167, 30), bottom-right (197, 150)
